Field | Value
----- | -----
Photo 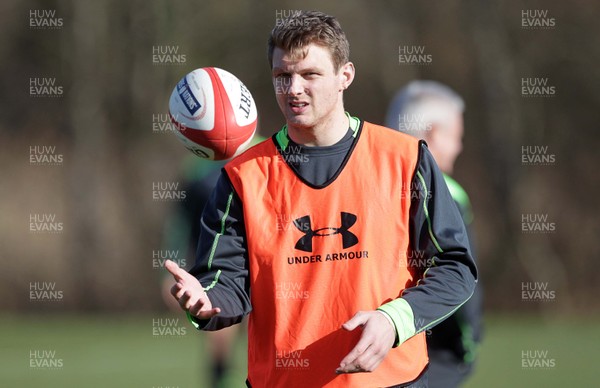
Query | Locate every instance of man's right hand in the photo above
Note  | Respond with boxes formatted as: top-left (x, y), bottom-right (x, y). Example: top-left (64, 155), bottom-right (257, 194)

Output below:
top-left (165, 260), bottom-right (221, 320)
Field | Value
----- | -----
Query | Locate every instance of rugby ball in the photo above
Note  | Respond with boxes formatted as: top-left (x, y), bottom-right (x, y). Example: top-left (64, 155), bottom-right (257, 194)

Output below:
top-left (169, 67), bottom-right (257, 160)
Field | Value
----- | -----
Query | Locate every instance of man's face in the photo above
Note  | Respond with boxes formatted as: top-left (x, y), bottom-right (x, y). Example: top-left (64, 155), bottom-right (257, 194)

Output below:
top-left (271, 44), bottom-right (349, 130)
top-left (426, 111), bottom-right (464, 174)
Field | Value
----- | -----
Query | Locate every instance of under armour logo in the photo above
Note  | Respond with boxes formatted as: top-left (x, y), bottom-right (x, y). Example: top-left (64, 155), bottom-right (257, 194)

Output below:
top-left (293, 212), bottom-right (359, 252)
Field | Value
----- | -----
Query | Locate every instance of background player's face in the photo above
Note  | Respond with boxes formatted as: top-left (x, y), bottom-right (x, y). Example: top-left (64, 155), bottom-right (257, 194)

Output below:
top-left (271, 44), bottom-right (350, 131)
top-left (426, 110), bottom-right (464, 174)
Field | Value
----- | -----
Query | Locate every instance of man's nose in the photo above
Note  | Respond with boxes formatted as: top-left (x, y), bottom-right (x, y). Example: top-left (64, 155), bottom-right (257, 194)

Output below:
top-left (288, 75), bottom-right (305, 95)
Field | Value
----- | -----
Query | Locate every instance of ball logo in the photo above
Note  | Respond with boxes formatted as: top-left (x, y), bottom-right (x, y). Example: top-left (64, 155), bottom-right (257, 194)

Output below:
top-left (239, 83), bottom-right (252, 119)
top-left (177, 77), bottom-right (202, 116)
top-left (189, 147), bottom-right (210, 159)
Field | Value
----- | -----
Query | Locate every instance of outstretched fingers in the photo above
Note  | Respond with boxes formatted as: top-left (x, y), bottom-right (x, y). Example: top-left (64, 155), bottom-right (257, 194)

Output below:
top-left (165, 261), bottom-right (221, 319)
top-left (336, 311), bottom-right (396, 374)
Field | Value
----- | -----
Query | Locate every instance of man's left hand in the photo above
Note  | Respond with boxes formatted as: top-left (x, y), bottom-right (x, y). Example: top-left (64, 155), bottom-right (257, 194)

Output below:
top-left (335, 311), bottom-right (396, 374)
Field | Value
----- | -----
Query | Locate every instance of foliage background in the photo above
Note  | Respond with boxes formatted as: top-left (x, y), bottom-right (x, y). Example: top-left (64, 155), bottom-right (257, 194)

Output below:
top-left (1, 0), bottom-right (598, 386)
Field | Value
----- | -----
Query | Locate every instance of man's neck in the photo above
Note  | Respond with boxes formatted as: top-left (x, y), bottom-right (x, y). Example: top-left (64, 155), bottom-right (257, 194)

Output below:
top-left (287, 111), bottom-right (349, 147)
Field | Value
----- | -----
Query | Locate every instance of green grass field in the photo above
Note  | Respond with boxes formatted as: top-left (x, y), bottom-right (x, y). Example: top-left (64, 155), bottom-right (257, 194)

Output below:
top-left (1, 314), bottom-right (594, 387)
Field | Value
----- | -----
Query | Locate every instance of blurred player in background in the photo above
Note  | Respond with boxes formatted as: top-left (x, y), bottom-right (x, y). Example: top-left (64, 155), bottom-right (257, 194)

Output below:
top-left (160, 154), bottom-right (243, 387)
top-left (162, 133), bottom-right (264, 385)
top-left (386, 80), bottom-right (483, 387)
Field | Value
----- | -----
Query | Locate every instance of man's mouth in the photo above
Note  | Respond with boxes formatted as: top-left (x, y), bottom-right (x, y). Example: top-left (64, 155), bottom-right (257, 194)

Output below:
top-left (289, 101), bottom-right (309, 108)
top-left (289, 101), bottom-right (309, 114)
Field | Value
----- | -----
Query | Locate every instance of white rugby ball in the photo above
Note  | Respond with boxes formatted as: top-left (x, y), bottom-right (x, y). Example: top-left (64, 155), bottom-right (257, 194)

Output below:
top-left (169, 67), bottom-right (257, 160)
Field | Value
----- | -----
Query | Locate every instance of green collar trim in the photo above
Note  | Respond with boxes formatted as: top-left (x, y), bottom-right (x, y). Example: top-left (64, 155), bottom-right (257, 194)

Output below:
top-left (275, 124), bottom-right (290, 151)
top-left (346, 112), bottom-right (360, 137)
top-left (274, 112), bottom-right (360, 151)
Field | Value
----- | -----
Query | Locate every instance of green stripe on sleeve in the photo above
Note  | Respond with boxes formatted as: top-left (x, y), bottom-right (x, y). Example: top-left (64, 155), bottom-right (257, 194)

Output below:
top-left (185, 268), bottom-right (221, 330)
top-left (416, 171), bottom-right (443, 253)
top-left (204, 269), bottom-right (221, 292)
top-left (416, 259), bottom-right (436, 286)
top-left (186, 311), bottom-right (201, 329)
top-left (377, 298), bottom-right (416, 347)
top-left (414, 170), bottom-right (475, 332)
top-left (420, 290), bottom-right (474, 333)
top-left (413, 169), bottom-right (474, 333)
top-left (207, 191), bottom-right (234, 270)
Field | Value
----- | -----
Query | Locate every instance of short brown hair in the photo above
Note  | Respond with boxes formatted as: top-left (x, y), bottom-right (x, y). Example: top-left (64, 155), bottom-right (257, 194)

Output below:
top-left (267, 11), bottom-right (350, 72)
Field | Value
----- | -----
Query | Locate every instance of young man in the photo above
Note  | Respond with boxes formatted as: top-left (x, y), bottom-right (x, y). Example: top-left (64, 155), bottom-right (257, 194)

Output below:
top-left (166, 11), bottom-right (477, 387)
top-left (386, 81), bottom-right (483, 387)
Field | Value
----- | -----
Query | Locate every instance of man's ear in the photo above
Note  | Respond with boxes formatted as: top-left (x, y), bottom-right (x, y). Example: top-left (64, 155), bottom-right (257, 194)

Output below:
top-left (339, 62), bottom-right (355, 91)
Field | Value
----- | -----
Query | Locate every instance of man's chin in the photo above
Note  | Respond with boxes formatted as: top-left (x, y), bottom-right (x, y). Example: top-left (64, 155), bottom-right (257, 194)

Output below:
top-left (285, 115), bottom-right (312, 129)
